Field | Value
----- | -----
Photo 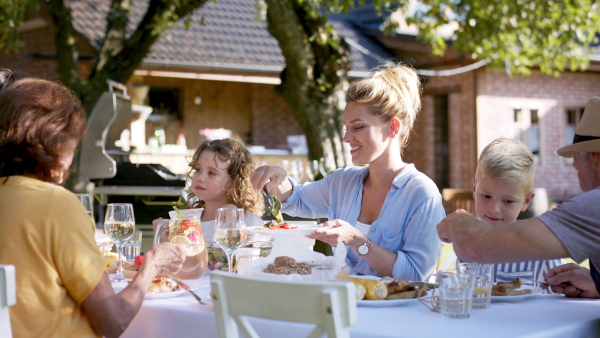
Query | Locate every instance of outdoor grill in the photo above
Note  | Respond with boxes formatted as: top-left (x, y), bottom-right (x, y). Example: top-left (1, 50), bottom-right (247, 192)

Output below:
top-left (79, 80), bottom-right (187, 227)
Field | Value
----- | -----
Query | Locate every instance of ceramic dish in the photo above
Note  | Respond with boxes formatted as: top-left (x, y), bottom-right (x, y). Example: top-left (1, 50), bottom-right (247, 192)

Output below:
top-left (357, 298), bottom-right (417, 307)
top-left (491, 286), bottom-right (542, 302)
top-left (111, 278), bottom-right (203, 299)
top-left (247, 221), bottom-right (319, 236)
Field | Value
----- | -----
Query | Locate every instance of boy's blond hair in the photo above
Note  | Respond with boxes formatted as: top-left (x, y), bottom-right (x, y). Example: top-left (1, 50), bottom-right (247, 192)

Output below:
top-left (476, 138), bottom-right (535, 194)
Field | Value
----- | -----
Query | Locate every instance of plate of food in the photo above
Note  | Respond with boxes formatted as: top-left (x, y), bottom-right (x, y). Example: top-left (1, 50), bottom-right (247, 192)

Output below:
top-left (491, 278), bottom-right (542, 302)
top-left (111, 277), bottom-right (203, 300)
top-left (350, 276), bottom-right (430, 307)
top-left (247, 221), bottom-right (319, 236)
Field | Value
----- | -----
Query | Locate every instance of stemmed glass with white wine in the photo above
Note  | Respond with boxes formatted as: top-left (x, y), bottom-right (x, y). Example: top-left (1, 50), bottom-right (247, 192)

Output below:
top-left (104, 203), bottom-right (135, 282)
top-left (214, 207), bottom-right (247, 273)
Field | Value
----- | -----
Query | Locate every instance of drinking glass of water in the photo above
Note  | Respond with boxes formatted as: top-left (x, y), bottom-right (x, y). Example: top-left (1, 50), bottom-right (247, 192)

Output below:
top-left (458, 263), bottom-right (493, 309)
top-left (75, 194), bottom-right (94, 227)
top-left (437, 270), bottom-right (475, 319)
top-left (123, 231), bottom-right (143, 262)
top-left (104, 203), bottom-right (135, 282)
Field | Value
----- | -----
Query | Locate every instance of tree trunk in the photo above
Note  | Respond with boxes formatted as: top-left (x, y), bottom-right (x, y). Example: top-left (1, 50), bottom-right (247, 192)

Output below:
top-left (45, 0), bottom-right (82, 96)
top-left (265, 0), bottom-right (351, 175)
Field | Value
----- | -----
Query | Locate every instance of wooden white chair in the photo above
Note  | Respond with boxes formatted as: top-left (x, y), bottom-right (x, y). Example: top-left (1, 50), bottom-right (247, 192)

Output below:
top-left (1, 265), bottom-right (16, 338)
top-left (210, 270), bottom-right (357, 338)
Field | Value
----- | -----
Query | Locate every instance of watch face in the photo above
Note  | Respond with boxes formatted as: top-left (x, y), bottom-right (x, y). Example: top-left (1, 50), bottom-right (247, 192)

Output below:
top-left (358, 244), bottom-right (369, 255)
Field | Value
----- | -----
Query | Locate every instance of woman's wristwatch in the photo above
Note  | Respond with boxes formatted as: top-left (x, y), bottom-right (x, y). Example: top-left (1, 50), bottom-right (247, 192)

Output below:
top-left (357, 239), bottom-right (371, 256)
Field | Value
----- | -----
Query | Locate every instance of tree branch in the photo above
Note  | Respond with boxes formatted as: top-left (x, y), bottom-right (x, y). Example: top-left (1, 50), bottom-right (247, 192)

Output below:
top-left (84, 0), bottom-right (207, 112)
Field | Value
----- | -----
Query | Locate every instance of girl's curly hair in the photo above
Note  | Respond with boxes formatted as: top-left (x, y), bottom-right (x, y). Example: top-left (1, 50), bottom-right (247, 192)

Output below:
top-left (186, 136), bottom-right (264, 215)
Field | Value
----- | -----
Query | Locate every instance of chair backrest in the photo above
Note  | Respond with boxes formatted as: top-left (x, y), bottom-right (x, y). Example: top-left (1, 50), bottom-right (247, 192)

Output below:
top-left (0, 265), bottom-right (16, 338)
top-left (442, 188), bottom-right (476, 215)
top-left (210, 270), bottom-right (357, 338)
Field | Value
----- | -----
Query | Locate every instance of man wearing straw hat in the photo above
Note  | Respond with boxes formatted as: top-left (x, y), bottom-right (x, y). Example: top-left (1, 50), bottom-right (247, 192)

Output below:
top-left (437, 96), bottom-right (600, 299)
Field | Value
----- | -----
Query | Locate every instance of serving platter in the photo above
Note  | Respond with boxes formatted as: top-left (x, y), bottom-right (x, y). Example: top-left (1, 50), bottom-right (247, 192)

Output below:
top-left (247, 221), bottom-right (319, 236)
top-left (357, 298), bottom-right (416, 307)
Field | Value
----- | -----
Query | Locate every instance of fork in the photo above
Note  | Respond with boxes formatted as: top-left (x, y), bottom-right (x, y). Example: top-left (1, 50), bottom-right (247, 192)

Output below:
top-left (174, 279), bottom-right (205, 305)
top-left (521, 279), bottom-right (570, 287)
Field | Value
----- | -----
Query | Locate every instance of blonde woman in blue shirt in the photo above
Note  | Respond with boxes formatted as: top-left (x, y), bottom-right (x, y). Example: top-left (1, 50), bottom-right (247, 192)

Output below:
top-left (251, 64), bottom-right (445, 280)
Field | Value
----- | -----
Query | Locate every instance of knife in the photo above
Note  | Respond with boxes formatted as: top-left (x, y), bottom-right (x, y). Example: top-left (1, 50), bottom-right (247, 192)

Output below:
top-left (413, 281), bottom-right (437, 289)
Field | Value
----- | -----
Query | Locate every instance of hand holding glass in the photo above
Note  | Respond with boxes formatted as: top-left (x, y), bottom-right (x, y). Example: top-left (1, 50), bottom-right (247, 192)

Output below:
top-left (104, 203), bottom-right (135, 282)
top-left (214, 208), bottom-right (247, 273)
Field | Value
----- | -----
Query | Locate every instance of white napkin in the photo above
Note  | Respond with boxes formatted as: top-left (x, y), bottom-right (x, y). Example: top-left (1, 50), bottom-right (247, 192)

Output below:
top-left (320, 242), bottom-right (347, 267)
top-left (94, 230), bottom-right (112, 243)
top-left (238, 237), bottom-right (348, 281)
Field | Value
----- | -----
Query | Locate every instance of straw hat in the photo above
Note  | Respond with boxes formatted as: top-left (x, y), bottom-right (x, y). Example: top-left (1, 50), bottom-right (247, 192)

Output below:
top-left (557, 97), bottom-right (600, 158)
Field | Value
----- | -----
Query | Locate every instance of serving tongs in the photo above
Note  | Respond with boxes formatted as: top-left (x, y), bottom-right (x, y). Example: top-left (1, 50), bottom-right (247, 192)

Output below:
top-left (173, 278), bottom-right (205, 305)
top-left (262, 187), bottom-right (283, 221)
top-left (262, 187), bottom-right (275, 217)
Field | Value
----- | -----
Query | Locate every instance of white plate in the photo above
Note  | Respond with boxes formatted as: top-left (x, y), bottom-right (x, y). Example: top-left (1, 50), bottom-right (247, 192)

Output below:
top-left (491, 285), bottom-right (542, 302)
top-left (357, 298), bottom-right (416, 307)
top-left (111, 279), bottom-right (203, 299)
top-left (351, 275), bottom-right (425, 307)
top-left (247, 221), bottom-right (319, 236)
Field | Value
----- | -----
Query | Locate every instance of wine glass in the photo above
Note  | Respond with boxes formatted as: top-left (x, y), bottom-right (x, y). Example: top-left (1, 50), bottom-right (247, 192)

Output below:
top-left (214, 207), bottom-right (247, 273)
top-left (104, 203), bottom-right (135, 282)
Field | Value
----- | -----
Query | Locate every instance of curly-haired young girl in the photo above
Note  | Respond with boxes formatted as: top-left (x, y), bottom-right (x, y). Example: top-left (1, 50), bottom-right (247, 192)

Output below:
top-left (185, 136), bottom-right (264, 241)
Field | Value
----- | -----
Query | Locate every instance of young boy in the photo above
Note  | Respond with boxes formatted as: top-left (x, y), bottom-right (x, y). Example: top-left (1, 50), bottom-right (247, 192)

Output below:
top-left (472, 138), bottom-right (564, 291)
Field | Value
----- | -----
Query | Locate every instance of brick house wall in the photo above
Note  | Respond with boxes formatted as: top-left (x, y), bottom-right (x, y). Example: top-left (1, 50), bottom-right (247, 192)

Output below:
top-left (250, 83), bottom-right (304, 150)
top-left (476, 69), bottom-right (600, 199)
top-left (406, 65), bottom-right (599, 201)
top-left (405, 69), bottom-right (478, 191)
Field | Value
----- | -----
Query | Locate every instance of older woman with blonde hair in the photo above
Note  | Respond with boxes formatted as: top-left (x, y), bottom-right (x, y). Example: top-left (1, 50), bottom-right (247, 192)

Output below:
top-left (0, 78), bottom-right (186, 337)
top-left (251, 64), bottom-right (445, 280)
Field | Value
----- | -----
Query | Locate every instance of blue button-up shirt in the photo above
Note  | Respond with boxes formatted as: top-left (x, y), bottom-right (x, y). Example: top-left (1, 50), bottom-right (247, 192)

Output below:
top-left (283, 164), bottom-right (444, 280)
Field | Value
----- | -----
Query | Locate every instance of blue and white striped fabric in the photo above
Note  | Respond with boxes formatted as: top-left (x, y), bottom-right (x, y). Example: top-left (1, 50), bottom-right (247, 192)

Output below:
top-left (494, 259), bottom-right (565, 294)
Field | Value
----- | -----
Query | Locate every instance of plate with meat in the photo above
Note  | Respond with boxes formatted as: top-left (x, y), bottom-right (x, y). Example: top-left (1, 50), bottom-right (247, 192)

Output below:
top-left (112, 277), bottom-right (203, 299)
top-left (491, 278), bottom-right (542, 302)
top-left (248, 221), bottom-right (319, 236)
top-left (350, 276), bottom-right (430, 307)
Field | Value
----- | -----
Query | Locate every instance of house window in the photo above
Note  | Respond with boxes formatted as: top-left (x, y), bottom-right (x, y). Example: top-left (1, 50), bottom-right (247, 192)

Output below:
top-left (564, 107), bottom-right (584, 165)
top-left (512, 108), bottom-right (541, 165)
top-left (147, 87), bottom-right (180, 121)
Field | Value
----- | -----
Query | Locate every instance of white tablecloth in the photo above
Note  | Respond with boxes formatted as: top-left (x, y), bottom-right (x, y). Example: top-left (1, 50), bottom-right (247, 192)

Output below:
top-left (121, 276), bottom-right (600, 338)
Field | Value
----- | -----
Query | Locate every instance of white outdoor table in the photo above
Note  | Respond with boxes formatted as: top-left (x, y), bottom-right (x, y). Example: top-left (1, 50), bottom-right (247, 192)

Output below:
top-left (120, 275), bottom-right (600, 338)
